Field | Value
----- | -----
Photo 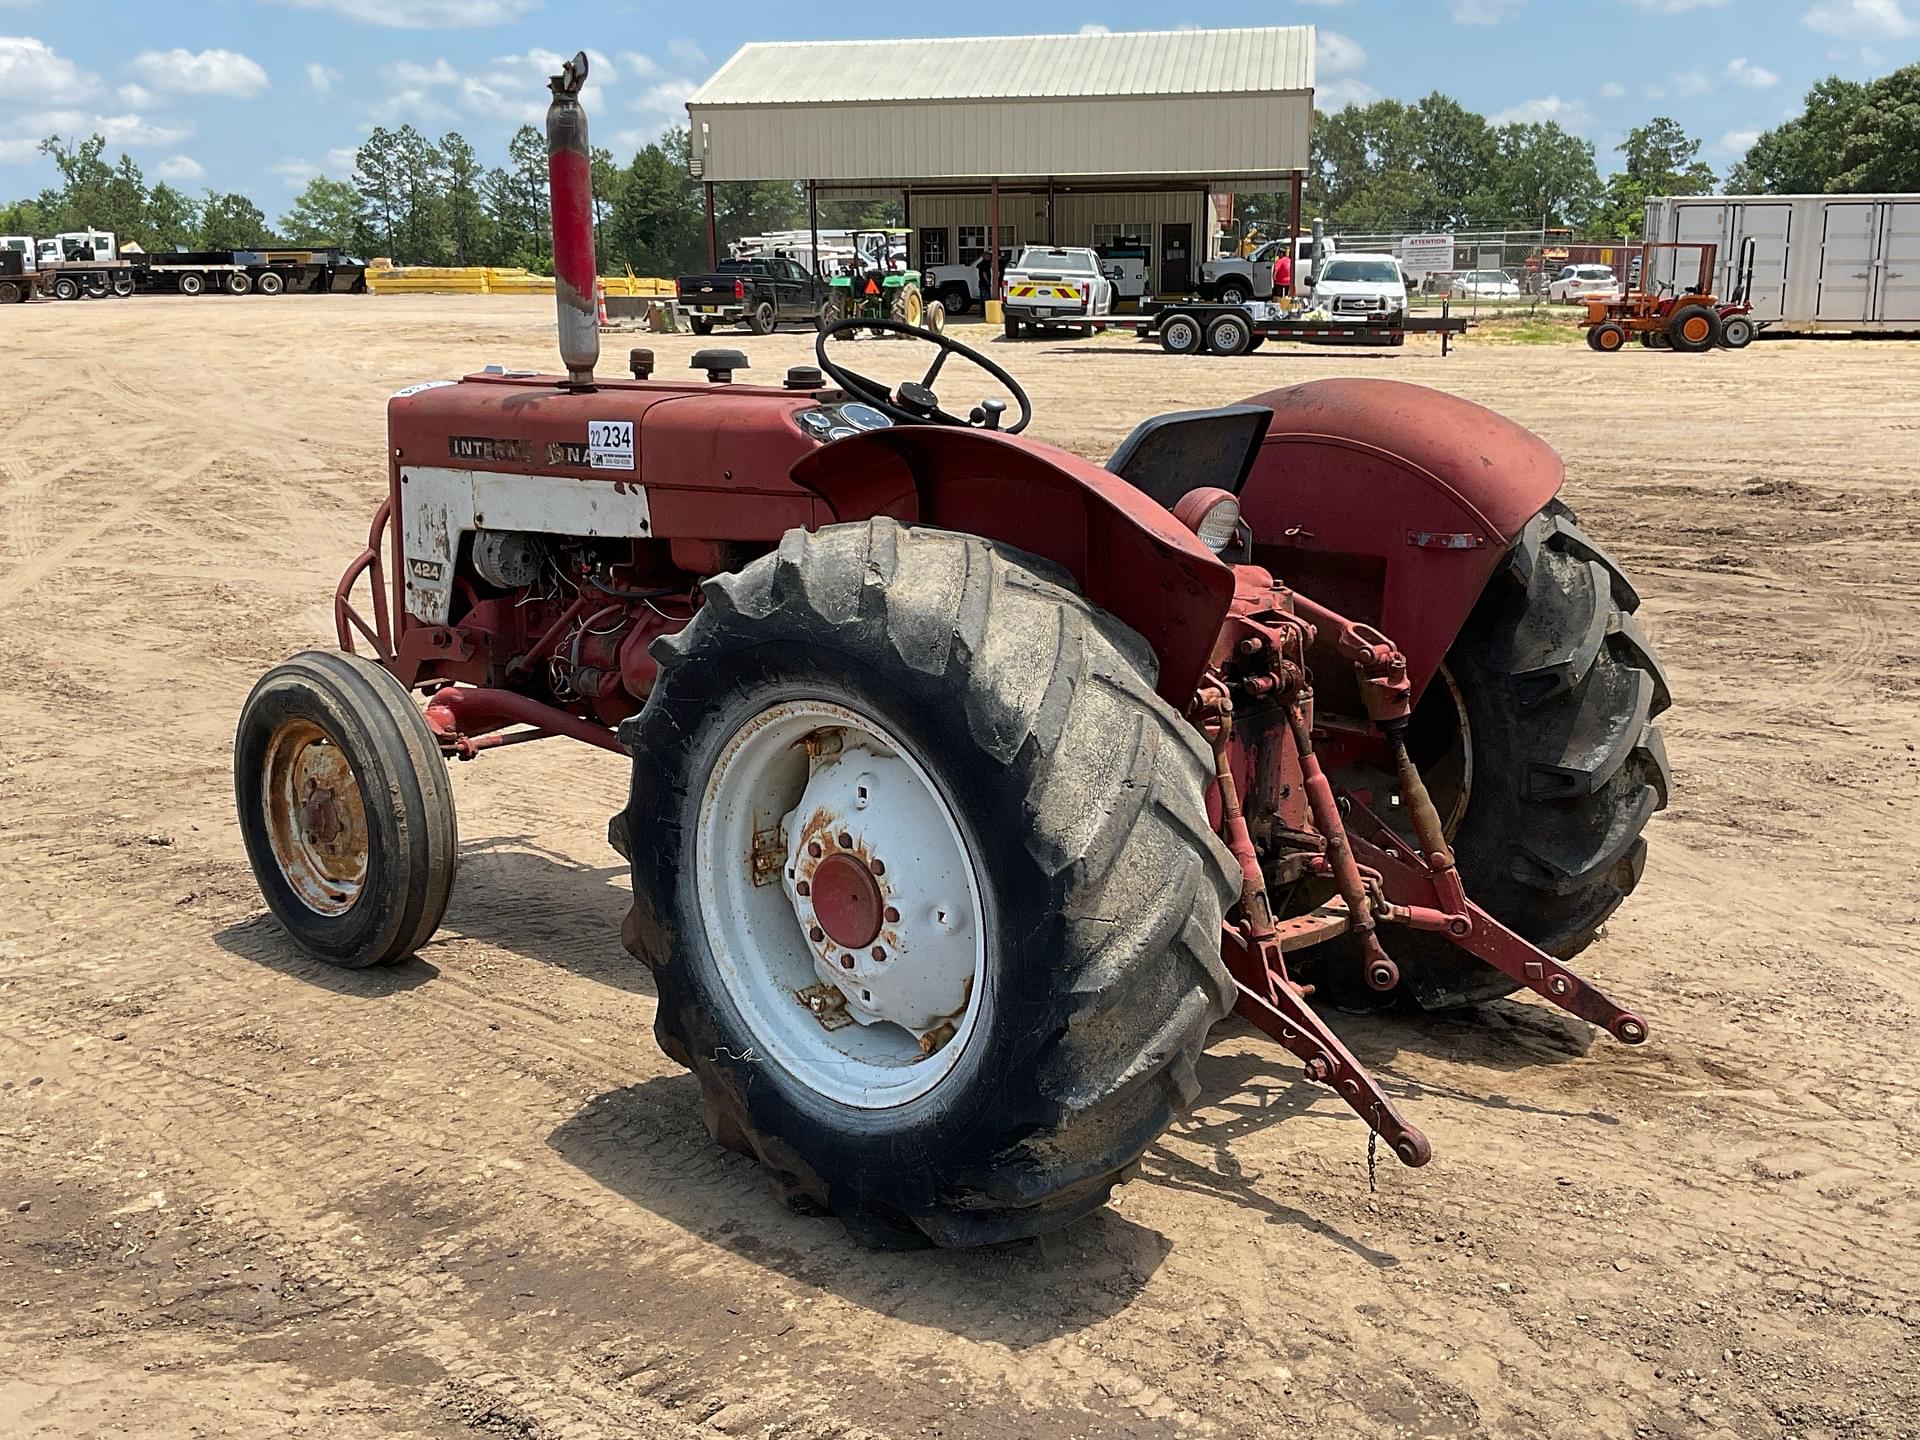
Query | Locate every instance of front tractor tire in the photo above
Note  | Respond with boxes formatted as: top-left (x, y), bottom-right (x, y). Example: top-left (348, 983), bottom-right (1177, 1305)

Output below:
top-left (234, 651), bottom-right (457, 968)
top-left (618, 519), bottom-right (1238, 1247)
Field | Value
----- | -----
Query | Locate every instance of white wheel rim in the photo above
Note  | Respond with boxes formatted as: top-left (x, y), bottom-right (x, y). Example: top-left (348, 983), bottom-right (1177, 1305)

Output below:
top-left (1168, 319), bottom-right (1197, 350)
top-left (695, 699), bottom-right (987, 1109)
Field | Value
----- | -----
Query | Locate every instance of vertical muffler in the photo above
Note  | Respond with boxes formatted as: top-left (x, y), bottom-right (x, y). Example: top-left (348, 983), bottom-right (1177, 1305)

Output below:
top-left (546, 51), bottom-right (598, 389)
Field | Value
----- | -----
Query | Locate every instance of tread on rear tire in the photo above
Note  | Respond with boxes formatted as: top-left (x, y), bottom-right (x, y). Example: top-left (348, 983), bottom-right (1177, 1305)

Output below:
top-left (617, 518), bottom-right (1238, 1247)
top-left (1303, 500), bottom-right (1671, 1011)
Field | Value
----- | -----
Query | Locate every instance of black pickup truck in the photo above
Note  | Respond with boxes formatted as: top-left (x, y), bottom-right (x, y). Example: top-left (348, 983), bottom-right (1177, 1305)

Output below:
top-left (674, 256), bottom-right (825, 334)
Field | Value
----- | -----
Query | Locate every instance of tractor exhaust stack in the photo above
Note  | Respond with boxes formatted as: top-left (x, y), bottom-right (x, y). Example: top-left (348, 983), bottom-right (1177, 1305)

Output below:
top-left (546, 50), bottom-right (598, 389)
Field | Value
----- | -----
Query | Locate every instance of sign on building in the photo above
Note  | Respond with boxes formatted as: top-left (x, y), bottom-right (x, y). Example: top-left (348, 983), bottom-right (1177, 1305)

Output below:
top-left (1398, 234), bottom-right (1454, 275)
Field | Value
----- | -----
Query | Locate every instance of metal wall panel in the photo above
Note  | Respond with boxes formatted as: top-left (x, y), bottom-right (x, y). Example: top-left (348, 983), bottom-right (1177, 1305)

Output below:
top-left (693, 93), bottom-right (1310, 183)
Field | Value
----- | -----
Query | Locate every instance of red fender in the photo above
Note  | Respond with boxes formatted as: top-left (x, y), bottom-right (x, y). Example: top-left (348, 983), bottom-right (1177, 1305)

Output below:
top-left (1236, 379), bottom-right (1564, 700)
top-left (790, 428), bottom-right (1235, 708)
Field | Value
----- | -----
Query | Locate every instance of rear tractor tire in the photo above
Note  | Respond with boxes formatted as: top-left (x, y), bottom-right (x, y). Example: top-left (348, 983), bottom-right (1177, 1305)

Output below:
top-left (617, 519), bottom-right (1238, 1247)
top-left (1307, 500), bottom-right (1671, 1011)
top-left (890, 281), bottom-right (924, 329)
top-left (234, 651), bottom-right (458, 968)
top-left (1667, 303), bottom-right (1721, 353)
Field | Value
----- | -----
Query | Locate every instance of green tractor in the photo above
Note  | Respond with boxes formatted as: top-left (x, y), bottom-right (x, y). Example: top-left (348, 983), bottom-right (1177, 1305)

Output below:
top-left (819, 229), bottom-right (936, 334)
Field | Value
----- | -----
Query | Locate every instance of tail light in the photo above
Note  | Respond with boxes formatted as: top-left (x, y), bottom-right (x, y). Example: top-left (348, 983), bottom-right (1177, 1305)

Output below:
top-left (675, 278), bottom-right (686, 296)
top-left (733, 278), bottom-right (745, 300)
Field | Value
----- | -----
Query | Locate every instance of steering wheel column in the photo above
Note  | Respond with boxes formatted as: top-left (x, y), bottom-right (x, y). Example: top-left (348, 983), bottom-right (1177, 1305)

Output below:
top-left (815, 318), bottom-right (1032, 434)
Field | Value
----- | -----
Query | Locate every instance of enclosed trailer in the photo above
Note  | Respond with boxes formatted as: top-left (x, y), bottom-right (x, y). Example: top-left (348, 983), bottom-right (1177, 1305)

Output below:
top-left (1643, 193), bottom-right (1920, 336)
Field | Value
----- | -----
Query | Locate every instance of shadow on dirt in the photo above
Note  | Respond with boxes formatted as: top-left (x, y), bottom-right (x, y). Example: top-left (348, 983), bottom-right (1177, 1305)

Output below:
top-left (441, 835), bottom-right (651, 994)
top-left (213, 912), bottom-right (439, 996)
top-left (547, 1071), bottom-right (1174, 1346)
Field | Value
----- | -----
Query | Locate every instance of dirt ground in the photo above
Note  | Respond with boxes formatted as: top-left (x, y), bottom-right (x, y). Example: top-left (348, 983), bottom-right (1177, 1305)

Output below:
top-left (2, 294), bottom-right (1917, 1440)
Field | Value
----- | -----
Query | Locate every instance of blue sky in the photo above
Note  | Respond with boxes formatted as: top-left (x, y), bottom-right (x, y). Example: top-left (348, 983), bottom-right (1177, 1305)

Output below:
top-left (2, 0), bottom-right (1917, 207)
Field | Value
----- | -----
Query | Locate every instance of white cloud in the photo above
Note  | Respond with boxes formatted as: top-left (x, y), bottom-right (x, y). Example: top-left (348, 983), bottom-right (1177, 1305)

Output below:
top-left (1490, 94), bottom-right (1593, 130)
top-left (118, 82), bottom-right (153, 106)
top-left (1317, 30), bottom-right (1367, 74)
top-left (1645, 66), bottom-right (1711, 99)
top-left (388, 57), bottom-right (460, 86)
top-left (1598, 80), bottom-right (1626, 98)
top-left (324, 145), bottom-right (358, 170)
top-left (129, 48), bottom-right (269, 98)
top-left (1450, 0), bottom-right (1527, 23)
top-left (1078, 22), bottom-right (1110, 34)
top-left (1724, 56), bottom-right (1780, 87)
top-left (93, 113), bottom-right (192, 146)
top-left (667, 38), bottom-right (707, 68)
top-left (0, 136), bottom-right (42, 163)
top-left (0, 0), bottom-right (42, 9)
top-left (1315, 77), bottom-right (1380, 110)
top-left (271, 156), bottom-right (319, 183)
top-left (633, 78), bottom-right (697, 115)
top-left (617, 50), bottom-right (661, 79)
top-left (306, 62), bottom-right (342, 96)
top-left (1715, 128), bottom-right (1762, 154)
top-left (276, 0), bottom-right (523, 26)
top-left (154, 153), bottom-right (203, 181)
top-left (0, 35), bottom-right (98, 104)
top-left (1629, 0), bottom-right (1728, 11)
top-left (1803, 0), bottom-right (1917, 36)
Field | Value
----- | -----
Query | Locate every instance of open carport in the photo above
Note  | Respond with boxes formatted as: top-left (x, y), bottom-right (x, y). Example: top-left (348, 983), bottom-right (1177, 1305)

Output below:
top-left (683, 26), bottom-right (1314, 301)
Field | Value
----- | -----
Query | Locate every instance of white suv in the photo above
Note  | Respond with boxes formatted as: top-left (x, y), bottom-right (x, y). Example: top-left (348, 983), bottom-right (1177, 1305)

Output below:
top-left (1549, 264), bottom-right (1621, 304)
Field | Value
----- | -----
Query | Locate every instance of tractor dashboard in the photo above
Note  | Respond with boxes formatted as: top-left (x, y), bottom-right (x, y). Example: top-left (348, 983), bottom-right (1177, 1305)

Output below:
top-left (794, 401), bottom-right (895, 443)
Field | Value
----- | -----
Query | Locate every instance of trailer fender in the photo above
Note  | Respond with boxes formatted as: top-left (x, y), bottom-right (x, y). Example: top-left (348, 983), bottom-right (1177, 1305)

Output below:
top-left (790, 428), bottom-right (1236, 707)
top-left (1236, 378), bottom-right (1565, 699)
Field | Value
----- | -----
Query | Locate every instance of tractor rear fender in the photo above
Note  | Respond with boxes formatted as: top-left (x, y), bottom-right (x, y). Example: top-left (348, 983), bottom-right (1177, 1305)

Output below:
top-left (790, 428), bottom-right (1237, 708)
top-left (1236, 378), bottom-right (1566, 700)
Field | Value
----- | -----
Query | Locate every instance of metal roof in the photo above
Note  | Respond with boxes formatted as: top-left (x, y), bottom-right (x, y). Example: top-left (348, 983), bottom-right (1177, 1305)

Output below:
top-left (687, 26), bottom-right (1315, 108)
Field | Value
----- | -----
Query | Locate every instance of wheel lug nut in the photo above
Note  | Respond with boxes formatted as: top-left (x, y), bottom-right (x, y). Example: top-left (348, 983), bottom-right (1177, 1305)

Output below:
top-left (840, 953), bottom-right (855, 969)
top-left (871, 946), bottom-right (886, 962)
top-left (807, 841), bottom-right (822, 858)
top-left (884, 906), bottom-right (899, 923)
top-left (809, 926), bottom-right (825, 943)
top-left (869, 857), bottom-right (885, 875)
top-left (796, 880), bottom-right (810, 896)
top-left (837, 831), bottom-right (853, 848)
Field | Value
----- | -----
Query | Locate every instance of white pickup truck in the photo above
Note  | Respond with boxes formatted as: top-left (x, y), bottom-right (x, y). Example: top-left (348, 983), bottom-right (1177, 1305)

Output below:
top-left (1000, 246), bottom-right (1116, 337)
top-left (1198, 236), bottom-right (1335, 304)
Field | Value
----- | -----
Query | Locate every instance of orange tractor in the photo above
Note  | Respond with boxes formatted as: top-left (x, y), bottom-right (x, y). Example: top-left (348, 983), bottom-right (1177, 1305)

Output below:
top-left (1584, 241), bottom-right (1728, 354)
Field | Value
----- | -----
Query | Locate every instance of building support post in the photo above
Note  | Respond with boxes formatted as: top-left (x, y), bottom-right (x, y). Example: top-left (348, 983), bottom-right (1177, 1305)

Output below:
top-left (989, 178), bottom-right (1001, 300)
top-left (807, 180), bottom-right (820, 280)
top-left (1288, 171), bottom-right (1303, 297)
top-left (1046, 178), bottom-right (1055, 244)
top-left (704, 181), bottom-right (717, 270)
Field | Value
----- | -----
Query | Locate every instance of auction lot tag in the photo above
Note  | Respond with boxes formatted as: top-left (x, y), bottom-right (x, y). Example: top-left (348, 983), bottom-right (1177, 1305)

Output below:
top-left (589, 419), bottom-right (634, 470)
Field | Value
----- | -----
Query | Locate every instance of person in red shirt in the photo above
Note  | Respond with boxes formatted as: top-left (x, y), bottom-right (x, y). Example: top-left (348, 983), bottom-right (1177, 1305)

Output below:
top-left (1272, 248), bottom-right (1294, 299)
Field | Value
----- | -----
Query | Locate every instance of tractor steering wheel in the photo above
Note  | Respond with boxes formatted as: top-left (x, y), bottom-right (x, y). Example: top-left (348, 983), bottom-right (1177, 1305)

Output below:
top-left (815, 318), bottom-right (1032, 434)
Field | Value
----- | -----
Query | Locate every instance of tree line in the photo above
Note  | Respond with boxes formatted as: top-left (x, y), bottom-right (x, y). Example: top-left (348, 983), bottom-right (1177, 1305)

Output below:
top-left (4, 62), bottom-right (1914, 272)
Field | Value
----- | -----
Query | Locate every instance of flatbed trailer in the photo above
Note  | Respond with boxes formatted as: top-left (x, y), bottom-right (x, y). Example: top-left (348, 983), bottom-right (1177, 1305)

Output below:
top-left (29, 248), bottom-right (369, 301)
top-left (1038, 299), bottom-right (1471, 356)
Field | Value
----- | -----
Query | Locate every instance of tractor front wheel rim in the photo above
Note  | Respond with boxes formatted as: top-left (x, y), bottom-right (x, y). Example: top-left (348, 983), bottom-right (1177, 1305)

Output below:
top-left (261, 719), bottom-right (369, 915)
top-left (695, 699), bottom-right (986, 1109)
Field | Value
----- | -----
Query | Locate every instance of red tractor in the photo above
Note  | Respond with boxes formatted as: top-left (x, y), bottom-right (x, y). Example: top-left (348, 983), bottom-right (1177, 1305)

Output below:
top-left (235, 55), bottom-right (1671, 1247)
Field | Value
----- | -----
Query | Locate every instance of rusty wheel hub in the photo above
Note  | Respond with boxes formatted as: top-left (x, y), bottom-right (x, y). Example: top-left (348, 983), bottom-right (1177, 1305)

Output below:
top-left (261, 719), bottom-right (369, 915)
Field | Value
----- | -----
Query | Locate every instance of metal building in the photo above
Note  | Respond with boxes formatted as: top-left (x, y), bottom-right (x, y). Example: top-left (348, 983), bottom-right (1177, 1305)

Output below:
top-left (683, 26), bottom-right (1315, 296)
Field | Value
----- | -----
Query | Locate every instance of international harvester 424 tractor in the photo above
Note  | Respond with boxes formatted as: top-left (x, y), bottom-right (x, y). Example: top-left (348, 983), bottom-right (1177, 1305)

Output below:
top-left (236, 56), bottom-right (1671, 1247)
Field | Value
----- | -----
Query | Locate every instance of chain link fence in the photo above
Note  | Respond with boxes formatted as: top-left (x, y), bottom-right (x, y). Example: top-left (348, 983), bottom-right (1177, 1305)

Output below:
top-left (1317, 225), bottom-right (1573, 317)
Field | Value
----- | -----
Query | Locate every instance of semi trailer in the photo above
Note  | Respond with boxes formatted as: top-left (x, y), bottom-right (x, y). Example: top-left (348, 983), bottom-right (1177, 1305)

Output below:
top-left (1642, 192), bottom-right (1920, 337)
top-left (12, 231), bottom-right (370, 301)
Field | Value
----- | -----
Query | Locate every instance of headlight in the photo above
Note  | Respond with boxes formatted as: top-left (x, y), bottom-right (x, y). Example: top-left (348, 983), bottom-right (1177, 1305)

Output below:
top-left (1172, 487), bottom-right (1241, 553)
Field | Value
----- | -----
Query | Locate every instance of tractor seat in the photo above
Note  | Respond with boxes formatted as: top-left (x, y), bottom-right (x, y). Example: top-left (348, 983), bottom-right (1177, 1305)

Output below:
top-left (1106, 406), bottom-right (1272, 508)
